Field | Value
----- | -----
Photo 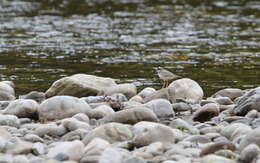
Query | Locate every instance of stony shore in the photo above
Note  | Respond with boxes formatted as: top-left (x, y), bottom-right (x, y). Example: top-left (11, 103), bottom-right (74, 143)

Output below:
top-left (0, 73), bottom-right (259, 163)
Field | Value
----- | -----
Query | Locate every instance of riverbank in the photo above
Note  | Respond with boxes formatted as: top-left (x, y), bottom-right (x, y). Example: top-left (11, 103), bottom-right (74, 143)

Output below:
top-left (0, 73), bottom-right (259, 163)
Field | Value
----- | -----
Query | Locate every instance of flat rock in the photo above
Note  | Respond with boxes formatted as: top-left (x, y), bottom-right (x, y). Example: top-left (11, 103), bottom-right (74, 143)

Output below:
top-left (212, 88), bottom-right (244, 100)
top-left (101, 107), bottom-right (158, 124)
top-left (45, 74), bottom-right (117, 98)
top-left (103, 83), bottom-right (137, 99)
top-left (133, 121), bottom-right (182, 147)
top-left (82, 122), bottom-right (133, 144)
top-left (60, 118), bottom-right (91, 132)
top-left (38, 96), bottom-right (92, 121)
top-left (207, 97), bottom-right (233, 105)
top-left (33, 123), bottom-right (67, 137)
top-left (143, 88), bottom-right (171, 103)
top-left (19, 91), bottom-right (45, 103)
top-left (201, 154), bottom-right (236, 163)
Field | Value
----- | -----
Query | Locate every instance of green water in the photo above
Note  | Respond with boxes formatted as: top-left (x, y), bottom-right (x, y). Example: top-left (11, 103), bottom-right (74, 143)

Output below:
top-left (0, 0), bottom-right (259, 97)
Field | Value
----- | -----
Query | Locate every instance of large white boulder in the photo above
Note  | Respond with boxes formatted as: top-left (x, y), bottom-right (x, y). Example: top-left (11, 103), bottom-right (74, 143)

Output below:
top-left (168, 78), bottom-right (204, 103)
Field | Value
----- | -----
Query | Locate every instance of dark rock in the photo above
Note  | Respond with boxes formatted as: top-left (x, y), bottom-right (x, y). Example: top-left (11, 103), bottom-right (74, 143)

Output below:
top-left (232, 87), bottom-right (260, 116)
top-left (200, 141), bottom-right (236, 156)
top-left (192, 103), bottom-right (219, 122)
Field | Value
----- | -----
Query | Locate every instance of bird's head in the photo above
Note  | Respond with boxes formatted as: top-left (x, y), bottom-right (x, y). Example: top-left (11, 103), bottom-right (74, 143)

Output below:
top-left (155, 66), bottom-right (163, 72)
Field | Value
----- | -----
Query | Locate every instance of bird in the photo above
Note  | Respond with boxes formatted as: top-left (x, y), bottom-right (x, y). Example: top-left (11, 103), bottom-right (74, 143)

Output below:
top-left (156, 67), bottom-right (181, 88)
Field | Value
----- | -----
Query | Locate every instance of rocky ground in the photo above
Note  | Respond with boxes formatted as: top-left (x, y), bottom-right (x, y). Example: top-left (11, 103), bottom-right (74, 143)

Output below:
top-left (0, 73), bottom-right (259, 163)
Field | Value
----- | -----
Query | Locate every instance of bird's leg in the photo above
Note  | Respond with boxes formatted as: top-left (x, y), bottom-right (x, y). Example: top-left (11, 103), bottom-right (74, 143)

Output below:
top-left (166, 80), bottom-right (168, 87)
top-left (161, 80), bottom-right (165, 89)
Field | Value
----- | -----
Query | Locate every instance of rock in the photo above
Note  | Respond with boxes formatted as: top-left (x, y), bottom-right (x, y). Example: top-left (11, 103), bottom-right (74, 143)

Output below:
top-left (61, 128), bottom-right (88, 141)
top-left (219, 104), bottom-right (234, 112)
top-left (3, 99), bottom-right (39, 119)
top-left (32, 142), bottom-right (47, 155)
top-left (132, 121), bottom-right (181, 147)
top-left (129, 95), bottom-right (144, 103)
top-left (245, 110), bottom-right (258, 118)
top-left (99, 147), bottom-right (128, 163)
top-left (239, 144), bottom-right (260, 163)
top-left (0, 114), bottom-right (20, 128)
top-left (0, 154), bottom-right (13, 163)
top-left (101, 107), bottom-right (158, 124)
top-left (138, 87), bottom-right (156, 99)
top-left (0, 128), bottom-right (12, 152)
top-left (207, 97), bottom-right (233, 105)
top-left (38, 96), bottom-right (92, 121)
top-left (0, 101), bottom-right (10, 110)
top-left (252, 118), bottom-right (260, 129)
top-left (72, 113), bottom-right (90, 124)
top-left (45, 74), bottom-right (117, 98)
top-left (143, 88), bottom-right (171, 103)
top-left (201, 154), bottom-right (236, 163)
top-left (170, 118), bottom-right (199, 135)
top-left (47, 140), bottom-right (84, 161)
top-left (220, 123), bottom-right (251, 139)
top-left (172, 102), bottom-right (192, 113)
top-left (81, 96), bottom-right (107, 103)
top-left (165, 145), bottom-right (200, 157)
top-left (110, 93), bottom-right (129, 104)
top-left (199, 142), bottom-right (236, 156)
top-left (183, 135), bottom-right (211, 144)
top-left (103, 83), bottom-right (137, 99)
top-left (239, 127), bottom-right (260, 151)
top-left (13, 155), bottom-right (29, 163)
top-left (91, 105), bottom-right (115, 119)
top-left (200, 126), bottom-right (221, 134)
top-left (19, 91), bottom-right (45, 103)
top-left (212, 88), bottom-right (244, 100)
top-left (123, 156), bottom-right (147, 163)
top-left (168, 78), bottom-right (204, 103)
top-left (33, 123), bottom-right (67, 137)
top-left (143, 99), bottom-right (174, 118)
top-left (60, 118), bottom-right (91, 132)
top-left (5, 138), bottom-right (33, 154)
top-left (230, 126), bottom-right (252, 141)
top-left (81, 138), bottom-right (110, 163)
top-left (141, 142), bottom-right (164, 155)
top-left (82, 123), bottom-right (133, 144)
top-left (0, 81), bottom-right (15, 101)
top-left (214, 150), bottom-right (238, 160)
top-left (192, 103), bottom-right (219, 122)
top-left (233, 87), bottom-right (260, 116)
top-left (23, 134), bottom-right (44, 143)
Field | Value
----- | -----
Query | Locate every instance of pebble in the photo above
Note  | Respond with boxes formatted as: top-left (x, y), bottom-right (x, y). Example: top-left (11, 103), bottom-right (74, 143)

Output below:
top-left (0, 74), bottom-right (258, 163)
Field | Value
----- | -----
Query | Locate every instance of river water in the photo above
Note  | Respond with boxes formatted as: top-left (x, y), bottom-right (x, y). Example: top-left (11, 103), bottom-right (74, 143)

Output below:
top-left (0, 0), bottom-right (259, 96)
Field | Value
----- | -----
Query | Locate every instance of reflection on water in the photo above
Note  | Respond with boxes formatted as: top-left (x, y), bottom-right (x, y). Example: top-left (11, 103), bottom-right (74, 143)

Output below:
top-left (0, 0), bottom-right (259, 96)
